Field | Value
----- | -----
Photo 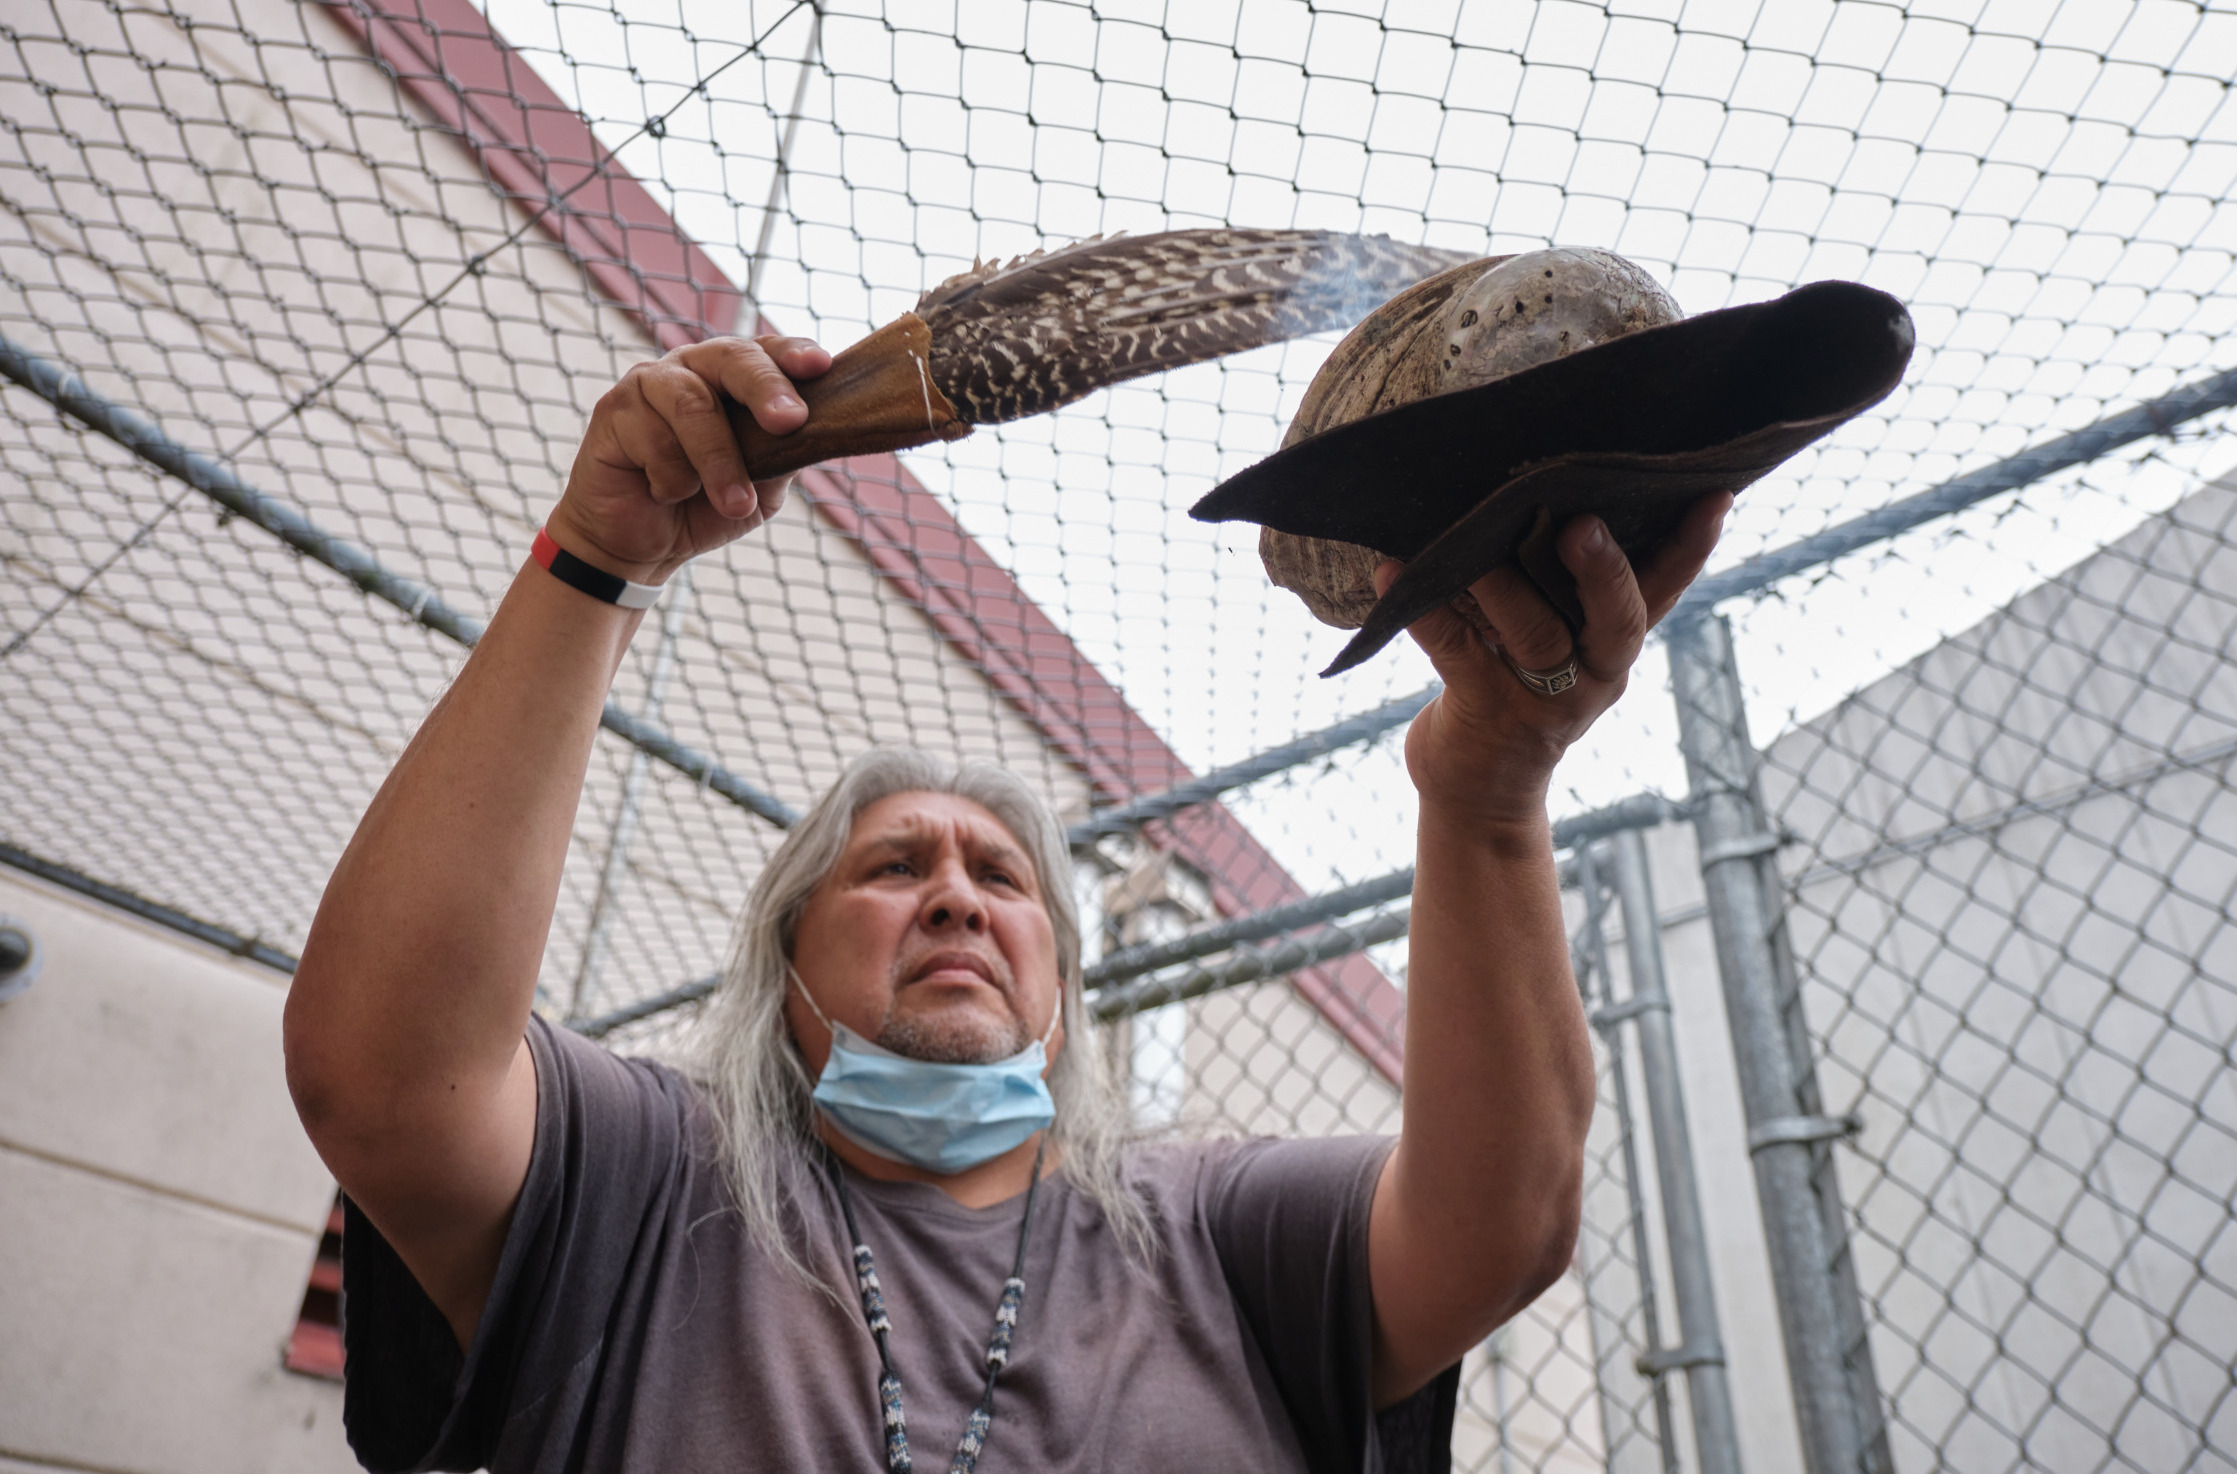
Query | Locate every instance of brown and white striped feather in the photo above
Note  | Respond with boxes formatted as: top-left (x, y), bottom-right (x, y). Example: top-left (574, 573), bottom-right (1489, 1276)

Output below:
top-left (915, 229), bottom-right (1475, 424)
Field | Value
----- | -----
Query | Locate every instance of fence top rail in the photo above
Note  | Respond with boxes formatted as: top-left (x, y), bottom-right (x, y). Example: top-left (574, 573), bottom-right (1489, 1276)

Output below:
top-left (1068, 686), bottom-right (1440, 847)
top-left (1670, 365), bottom-right (2237, 625)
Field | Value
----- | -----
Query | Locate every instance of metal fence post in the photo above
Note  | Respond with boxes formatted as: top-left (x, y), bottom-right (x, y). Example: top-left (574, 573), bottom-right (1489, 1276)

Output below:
top-left (1606, 826), bottom-right (1744, 1474)
top-left (1664, 612), bottom-right (1892, 1474)
top-left (1574, 845), bottom-right (1680, 1474)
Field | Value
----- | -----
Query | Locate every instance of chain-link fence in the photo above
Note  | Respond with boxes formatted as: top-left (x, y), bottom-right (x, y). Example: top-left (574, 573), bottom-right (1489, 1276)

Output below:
top-left (5, 1), bottom-right (2236, 1470)
top-left (1746, 472), bottom-right (2237, 1473)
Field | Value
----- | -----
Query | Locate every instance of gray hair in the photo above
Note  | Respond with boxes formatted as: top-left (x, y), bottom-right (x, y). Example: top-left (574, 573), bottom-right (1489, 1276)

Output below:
top-left (694, 746), bottom-right (1151, 1283)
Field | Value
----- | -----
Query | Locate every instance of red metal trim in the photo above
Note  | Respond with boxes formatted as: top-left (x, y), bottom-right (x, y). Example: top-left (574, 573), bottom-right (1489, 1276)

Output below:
top-left (285, 1197), bottom-right (348, 1381)
top-left (326, 0), bottom-right (1407, 1080)
top-left (286, 1319), bottom-right (346, 1380)
top-left (323, 0), bottom-right (742, 351)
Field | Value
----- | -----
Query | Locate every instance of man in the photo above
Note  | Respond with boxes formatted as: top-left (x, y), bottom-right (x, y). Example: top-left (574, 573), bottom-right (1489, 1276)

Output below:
top-left (285, 333), bottom-right (1728, 1472)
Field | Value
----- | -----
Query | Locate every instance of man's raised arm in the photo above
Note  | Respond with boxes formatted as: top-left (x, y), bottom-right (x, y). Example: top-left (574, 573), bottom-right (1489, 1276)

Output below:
top-left (1366, 495), bottom-right (1731, 1406)
top-left (282, 335), bottom-right (827, 1348)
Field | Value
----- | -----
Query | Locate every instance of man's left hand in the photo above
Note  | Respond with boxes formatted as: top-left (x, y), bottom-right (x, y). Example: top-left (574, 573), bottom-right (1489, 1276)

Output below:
top-left (1377, 492), bottom-right (1733, 830)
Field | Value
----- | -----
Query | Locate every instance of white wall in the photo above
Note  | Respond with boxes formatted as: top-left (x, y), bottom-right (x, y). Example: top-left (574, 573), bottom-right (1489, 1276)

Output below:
top-left (0, 867), bottom-right (355, 1474)
top-left (1752, 482), bottom-right (2237, 1473)
top-left (1585, 481), bottom-right (2237, 1474)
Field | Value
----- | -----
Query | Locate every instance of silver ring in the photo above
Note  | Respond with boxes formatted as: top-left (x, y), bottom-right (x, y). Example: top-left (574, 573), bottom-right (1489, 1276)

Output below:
top-left (1501, 649), bottom-right (1580, 697)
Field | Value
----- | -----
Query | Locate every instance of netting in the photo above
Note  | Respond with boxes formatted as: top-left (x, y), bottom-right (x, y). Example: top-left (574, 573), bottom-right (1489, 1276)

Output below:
top-left (4, 0), bottom-right (2236, 1469)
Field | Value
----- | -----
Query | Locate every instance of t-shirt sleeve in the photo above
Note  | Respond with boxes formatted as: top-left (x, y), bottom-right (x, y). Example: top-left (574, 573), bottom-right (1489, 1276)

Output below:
top-left (340, 1016), bottom-right (694, 1473)
top-left (1203, 1136), bottom-right (1462, 1474)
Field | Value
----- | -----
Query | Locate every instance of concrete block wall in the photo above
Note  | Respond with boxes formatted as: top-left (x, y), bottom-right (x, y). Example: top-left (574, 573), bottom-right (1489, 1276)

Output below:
top-left (0, 867), bottom-right (357, 1474)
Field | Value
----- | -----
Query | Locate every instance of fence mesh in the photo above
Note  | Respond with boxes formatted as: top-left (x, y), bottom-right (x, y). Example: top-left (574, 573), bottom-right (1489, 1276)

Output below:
top-left (4, 0), bottom-right (2236, 1469)
top-left (1746, 470), bottom-right (2237, 1473)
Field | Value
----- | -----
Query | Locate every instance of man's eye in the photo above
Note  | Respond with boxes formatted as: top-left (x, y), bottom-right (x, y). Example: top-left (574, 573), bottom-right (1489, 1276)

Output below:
top-left (878, 860), bottom-right (914, 877)
top-left (983, 869), bottom-right (1018, 889)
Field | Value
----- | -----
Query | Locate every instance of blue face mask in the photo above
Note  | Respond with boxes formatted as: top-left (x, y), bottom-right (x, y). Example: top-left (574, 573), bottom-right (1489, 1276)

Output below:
top-left (792, 966), bottom-right (1058, 1175)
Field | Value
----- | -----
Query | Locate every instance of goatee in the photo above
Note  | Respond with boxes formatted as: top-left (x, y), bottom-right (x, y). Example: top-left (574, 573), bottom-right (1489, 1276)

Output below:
top-left (876, 1009), bottom-right (1030, 1066)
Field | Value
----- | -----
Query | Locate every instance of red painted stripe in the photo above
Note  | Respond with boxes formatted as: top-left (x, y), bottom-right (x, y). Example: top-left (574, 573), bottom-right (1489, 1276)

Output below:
top-left (323, 0), bottom-right (742, 351)
top-left (330, 0), bottom-right (1407, 1081)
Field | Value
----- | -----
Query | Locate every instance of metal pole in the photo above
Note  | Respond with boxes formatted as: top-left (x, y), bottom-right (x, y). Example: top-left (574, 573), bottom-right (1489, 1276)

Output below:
top-left (0, 843), bottom-right (300, 975)
top-left (1068, 685), bottom-right (1440, 846)
top-left (1607, 826), bottom-right (1744, 1474)
top-left (1486, 1324), bottom-right (1517, 1474)
top-left (1576, 845), bottom-right (1681, 1474)
top-left (743, 5), bottom-right (824, 319)
top-left (1083, 794), bottom-right (1686, 982)
top-left (1666, 612), bottom-right (1890, 1474)
top-left (1086, 906), bottom-right (1411, 1022)
top-left (1085, 865), bottom-right (1415, 986)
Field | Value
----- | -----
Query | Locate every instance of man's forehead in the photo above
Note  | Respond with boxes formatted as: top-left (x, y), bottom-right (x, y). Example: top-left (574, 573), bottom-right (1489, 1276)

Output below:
top-left (850, 791), bottom-right (1029, 858)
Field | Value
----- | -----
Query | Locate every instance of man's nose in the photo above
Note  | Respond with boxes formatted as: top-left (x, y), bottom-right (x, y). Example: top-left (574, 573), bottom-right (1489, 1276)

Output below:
top-left (919, 858), bottom-right (988, 932)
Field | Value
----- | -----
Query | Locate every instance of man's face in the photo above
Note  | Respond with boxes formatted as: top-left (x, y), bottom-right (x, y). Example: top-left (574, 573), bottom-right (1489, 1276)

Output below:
top-left (789, 790), bottom-right (1064, 1075)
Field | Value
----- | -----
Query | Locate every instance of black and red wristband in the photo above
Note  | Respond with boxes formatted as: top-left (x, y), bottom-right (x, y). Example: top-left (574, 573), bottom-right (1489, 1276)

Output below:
top-left (530, 527), bottom-right (664, 610)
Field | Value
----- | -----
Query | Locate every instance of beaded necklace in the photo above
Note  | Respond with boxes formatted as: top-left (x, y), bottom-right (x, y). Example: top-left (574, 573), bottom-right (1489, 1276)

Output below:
top-left (826, 1139), bottom-right (1047, 1474)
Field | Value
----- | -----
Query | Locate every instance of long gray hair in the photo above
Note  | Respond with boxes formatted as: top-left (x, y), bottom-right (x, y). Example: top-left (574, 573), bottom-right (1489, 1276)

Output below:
top-left (694, 746), bottom-right (1151, 1282)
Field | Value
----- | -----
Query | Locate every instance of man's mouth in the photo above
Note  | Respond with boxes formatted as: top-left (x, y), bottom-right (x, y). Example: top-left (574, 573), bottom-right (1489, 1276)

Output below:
top-left (905, 950), bottom-right (1001, 988)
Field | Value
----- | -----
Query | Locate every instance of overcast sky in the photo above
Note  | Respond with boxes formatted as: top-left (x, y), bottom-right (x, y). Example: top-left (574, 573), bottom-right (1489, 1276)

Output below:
top-left (480, 0), bottom-right (2237, 895)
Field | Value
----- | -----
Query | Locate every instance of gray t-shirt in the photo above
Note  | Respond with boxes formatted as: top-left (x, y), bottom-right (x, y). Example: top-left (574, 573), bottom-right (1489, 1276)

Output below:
top-left (340, 1018), bottom-right (1458, 1473)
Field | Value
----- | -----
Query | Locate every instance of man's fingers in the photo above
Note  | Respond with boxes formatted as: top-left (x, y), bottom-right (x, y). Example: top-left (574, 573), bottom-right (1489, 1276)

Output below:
top-left (759, 335), bottom-right (832, 384)
top-left (750, 473), bottom-right (791, 525)
top-left (1467, 563), bottom-right (1575, 674)
top-left (1375, 497), bottom-right (1731, 705)
top-left (1558, 515), bottom-right (1650, 678)
top-left (1635, 493), bottom-right (1732, 624)
top-left (680, 335), bottom-right (821, 439)
top-left (609, 400), bottom-right (702, 506)
top-left (635, 362), bottom-right (759, 516)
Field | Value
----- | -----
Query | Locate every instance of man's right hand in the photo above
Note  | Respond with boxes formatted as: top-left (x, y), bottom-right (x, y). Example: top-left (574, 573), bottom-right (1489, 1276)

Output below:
top-left (545, 334), bottom-right (831, 585)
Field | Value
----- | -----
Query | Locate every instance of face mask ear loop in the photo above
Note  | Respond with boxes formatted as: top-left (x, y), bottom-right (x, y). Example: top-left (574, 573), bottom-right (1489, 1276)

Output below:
top-left (787, 961), bottom-right (836, 1033)
top-left (1040, 983), bottom-right (1066, 1048)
